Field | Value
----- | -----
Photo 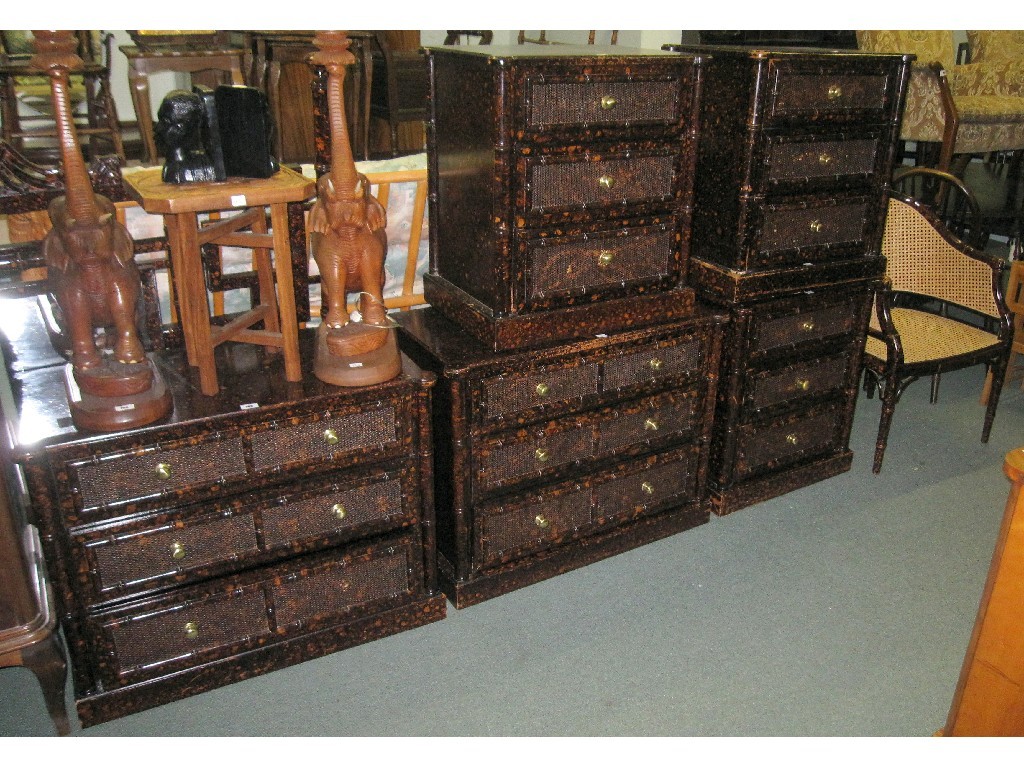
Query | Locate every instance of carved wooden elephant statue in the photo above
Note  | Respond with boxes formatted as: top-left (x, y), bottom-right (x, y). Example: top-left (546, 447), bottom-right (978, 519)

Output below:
top-left (42, 196), bottom-right (145, 372)
top-left (308, 171), bottom-right (389, 329)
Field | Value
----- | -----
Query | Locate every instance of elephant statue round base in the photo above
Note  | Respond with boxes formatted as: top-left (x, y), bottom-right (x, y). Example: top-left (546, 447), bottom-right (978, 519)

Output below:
top-left (64, 357), bottom-right (173, 432)
top-left (313, 323), bottom-right (401, 387)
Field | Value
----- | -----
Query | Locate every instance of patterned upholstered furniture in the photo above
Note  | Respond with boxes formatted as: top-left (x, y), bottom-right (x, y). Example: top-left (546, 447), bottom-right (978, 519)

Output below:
top-left (862, 193), bottom-right (1014, 473)
top-left (857, 30), bottom-right (1024, 171)
top-left (967, 31), bottom-right (1024, 64)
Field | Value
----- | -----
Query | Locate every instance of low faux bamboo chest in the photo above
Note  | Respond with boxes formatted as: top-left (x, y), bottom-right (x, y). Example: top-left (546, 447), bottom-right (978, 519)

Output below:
top-left (0, 304), bottom-right (445, 727)
top-left (397, 304), bottom-right (726, 608)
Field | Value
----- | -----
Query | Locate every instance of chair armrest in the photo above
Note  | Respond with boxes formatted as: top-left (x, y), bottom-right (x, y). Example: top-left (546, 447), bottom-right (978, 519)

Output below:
top-left (899, 63), bottom-right (955, 148)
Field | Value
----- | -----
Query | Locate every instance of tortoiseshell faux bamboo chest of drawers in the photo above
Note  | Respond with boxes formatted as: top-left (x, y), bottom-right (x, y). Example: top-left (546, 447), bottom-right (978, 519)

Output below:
top-left (664, 45), bottom-right (913, 515)
top-left (0, 311), bottom-right (445, 728)
top-left (397, 304), bottom-right (726, 608)
top-left (422, 45), bottom-right (703, 351)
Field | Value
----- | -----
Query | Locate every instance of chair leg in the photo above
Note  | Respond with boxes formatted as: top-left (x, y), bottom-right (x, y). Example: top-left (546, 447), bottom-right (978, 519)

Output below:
top-left (873, 374), bottom-right (900, 473)
top-left (982, 356), bottom-right (1009, 443)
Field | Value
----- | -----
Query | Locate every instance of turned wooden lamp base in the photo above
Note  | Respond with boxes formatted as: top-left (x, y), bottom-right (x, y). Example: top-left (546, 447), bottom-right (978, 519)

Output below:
top-left (313, 324), bottom-right (401, 387)
top-left (65, 358), bottom-right (173, 432)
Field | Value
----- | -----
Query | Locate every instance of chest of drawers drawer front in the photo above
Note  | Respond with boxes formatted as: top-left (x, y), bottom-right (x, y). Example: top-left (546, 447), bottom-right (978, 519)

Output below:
top-left (526, 153), bottom-right (677, 214)
top-left (747, 352), bottom-right (851, 412)
top-left (602, 334), bottom-right (702, 391)
top-left (766, 69), bottom-right (890, 121)
top-left (261, 474), bottom-right (408, 549)
top-left (476, 421), bottom-right (595, 492)
top-left (750, 298), bottom-right (858, 356)
top-left (86, 513), bottom-right (259, 597)
top-left (734, 404), bottom-right (844, 480)
top-left (482, 362), bottom-right (600, 421)
top-left (524, 223), bottom-right (677, 305)
top-left (766, 137), bottom-right (880, 184)
top-left (476, 487), bottom-right (593, 569)
top-left (756, 199), bottom-right (870, 264)
top-left (596, 390), bottom-right (699, 455)
top-left (250, 404), bottom-right (401, 471)
top-left (527, 77), bottom-right (682, 128)
top-left (271, 547), bottom-right (412, 629)
top-left (73, 438), bottom-right (248, 512)
top-left (106, 585), bottom-right (270, 677)
top-left (593, 448), bottom-right (698, 523)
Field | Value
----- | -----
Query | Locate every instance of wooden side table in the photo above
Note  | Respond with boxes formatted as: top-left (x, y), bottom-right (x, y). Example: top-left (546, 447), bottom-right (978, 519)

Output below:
top-left (120, 45), bottom-right (246, 165)
top-left (124, 166), bottom-right (315, 396)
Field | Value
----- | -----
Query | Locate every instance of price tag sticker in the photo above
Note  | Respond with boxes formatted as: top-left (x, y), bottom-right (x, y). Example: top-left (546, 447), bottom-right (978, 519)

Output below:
top-left (240, 402), bottom-right (260, 410)
top-left (231, 194), bottom-right (247, 207)
top-left (114, 403), bottom-right (136, 412)
top-left (348, 362), bottom-right (364, 368)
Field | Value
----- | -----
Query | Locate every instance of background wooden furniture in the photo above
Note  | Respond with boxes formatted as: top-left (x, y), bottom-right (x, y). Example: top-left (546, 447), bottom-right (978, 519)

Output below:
top-left (398, 306), bottom-right (725, 607)
top-left (125, 166), bottom-right (314, 396)
top-left (368, 31), bottom-right (428, 158)
top-left (983, 259), bottom-right (1024, 403)
top-left (0, 31), bottom-right (124, 164)
top-left (121, 43), bottom-right (246, 165)
top-left (943, 446), bottom-right (1024, 735)
top-left (666, 44), bottom-right (912, 514)
top-left (0, 299), bottom-right (445, 728)
top-left (422, 44), bottom-right (699, 351)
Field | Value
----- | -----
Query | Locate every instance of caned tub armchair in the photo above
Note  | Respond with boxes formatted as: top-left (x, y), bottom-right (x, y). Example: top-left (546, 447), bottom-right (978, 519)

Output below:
top-left (862, 192), bottom-right (1014, 473)
top-left (857, 31), bottom-right (1024, 173)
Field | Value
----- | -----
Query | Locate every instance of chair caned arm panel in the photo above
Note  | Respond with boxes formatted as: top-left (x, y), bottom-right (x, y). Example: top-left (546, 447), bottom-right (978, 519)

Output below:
top-left (882, 197), bottom-right (1003, 318)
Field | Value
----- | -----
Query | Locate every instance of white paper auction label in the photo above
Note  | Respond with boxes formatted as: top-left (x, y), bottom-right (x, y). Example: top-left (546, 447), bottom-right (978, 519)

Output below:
top-left (231, 194), bottom-right (247, 207)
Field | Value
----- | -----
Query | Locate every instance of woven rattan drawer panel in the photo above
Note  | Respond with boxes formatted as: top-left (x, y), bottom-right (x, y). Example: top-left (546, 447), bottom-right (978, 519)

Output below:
top-left (766, 137), bottom-right (879, 183)
top-left (476, 420), bottom-right (595, 492)
top-left (524, 224), bottom-right (675, 303)
top-left (757, 199), bottom-right (869, 260)
top-left (261, 475), bottom-right (407, 548)
top-left (526, 153), bottom-right (676, 213)
top-left (596, 390), bottom-right (698, 454)
top-left (527, 78), bottom-right (680, 128)
top-left (475, 486), bottom-right (593, 569)
top-left (271, 548), bottom-right (411, 628)
top-left (483, 362), bottom-right (600, 421)
top-left (250, 404), bottom-right (399, 471)
top-left (73, 438), bottom-right (247, 512)
top-left (603, 334), bottom-right (702, 391)
top-left (751, 299), bottom-right (858, 355)
top-left (106, 585), bottom-right (269, 676)
top-left (86, 513), bottom-right (258, 595)
top-left (767, 71), bottom-right (889, 119)
top-left (734, 404), bottom-right (844, 480)
top-left (747, 353), bottom-right (851, 411)
top-left (593, 448), bottom-right (698, 522)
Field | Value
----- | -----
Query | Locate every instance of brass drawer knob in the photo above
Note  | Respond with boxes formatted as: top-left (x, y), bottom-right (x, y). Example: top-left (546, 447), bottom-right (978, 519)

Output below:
top-left (818, 152), bottom-right (833, 165)
top-left (332, 503), bottom-right (347, 520)
top-left (154, 462), bottom-right (172, 481)
top-left (534, 447), bottom-right (550, 463)
top-left (644, 417), bottom-right (659, 432)
top-left (535, 514), bottom-right (551, 529)
top-left (184, 621), bottom-right (199, 640)
top-left (641, 481), bottom-right (655, 496)
top-left (801, 320), bottom-right (816, 332)
top-left (600, 95), bottom-right (618, 110)
top-left (170, 541), bottom-right (186, 561)
top-left (598, 175), bottom-right (615, 190)
top-left (796, 378), bottom-right (811, 391)
top-left (786, 433), bottom-right (799, 446)
top-left (597, 250), bottom-right (615, 269)
top-left (809, 219), bottom-right (823, 233)
top-left (648, 357), bottom-right (664, 372)
top-left (535, 382), bottom-right (550, 397)
top-left (323, 428), bottom-right (340, 446)
top-left (827, 84), bottom-right (843, 100)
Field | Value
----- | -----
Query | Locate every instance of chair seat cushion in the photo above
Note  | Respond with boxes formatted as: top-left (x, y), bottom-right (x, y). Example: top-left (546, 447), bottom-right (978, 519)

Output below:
top-left (866, 307), bottom-right (1001, 364)
top-left (956, 94), bottom-right (1024, 123)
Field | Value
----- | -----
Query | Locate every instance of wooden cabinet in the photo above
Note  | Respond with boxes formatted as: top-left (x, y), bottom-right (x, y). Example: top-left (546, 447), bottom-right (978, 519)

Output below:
top-left (0, 304), bottom-right (445, 727)
top-left (422, 45), bottom-right (701, 351)
top-left (666, 45), bottom-right (913, 515)
top-left (397, 305), bottom-right (726, 608)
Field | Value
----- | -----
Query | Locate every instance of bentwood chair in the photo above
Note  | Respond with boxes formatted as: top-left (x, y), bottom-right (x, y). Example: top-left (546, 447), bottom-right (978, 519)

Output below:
top-left (862, 191), bottom-right (1014, 473)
